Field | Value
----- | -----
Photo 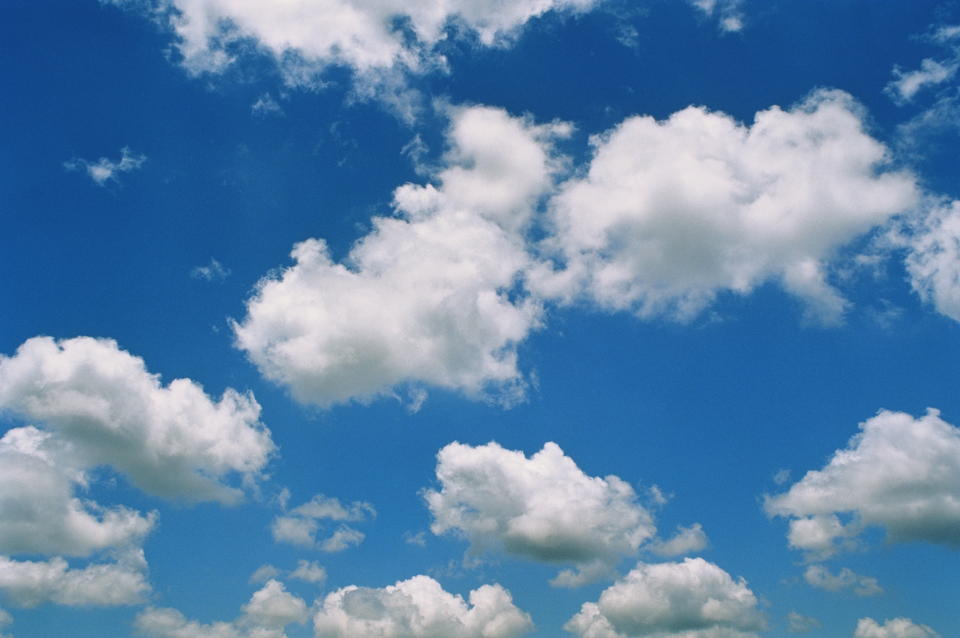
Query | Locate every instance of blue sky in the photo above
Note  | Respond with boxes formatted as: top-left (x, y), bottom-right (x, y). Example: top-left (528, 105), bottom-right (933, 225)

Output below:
top-left (2, 1), bottom-right (960, 637)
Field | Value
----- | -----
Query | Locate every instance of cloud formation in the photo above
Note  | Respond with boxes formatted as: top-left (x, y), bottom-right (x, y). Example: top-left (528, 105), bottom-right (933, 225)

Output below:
top-left (235, 106), bottom-right (567, 407)
top-left (802, 565), bottom-right (882, 597)
top-left (312, 574), bottom-right (532, 638)
top-left (855, 617), bottom-right (941, 638)
top-left (64, 146), bottom-right (146, 186)
top-left (899, 200), bottom-right (960, 322)
top-left (271, 493), bottom-right (375, 551)
top-left (425, 441), bottom-right (655, 586)
top-left (0, 551), bottom-right (149, 608)
top-left (530, 90), bottom-right (917, 323)
top-left (766, 409), bottom-right (960, 557)
top-left (887, 25), bottom-right (960, 103)
top-left (564, 558), bottom-right (765, 638)
top-left (648, 524), bottom-right (709, 558)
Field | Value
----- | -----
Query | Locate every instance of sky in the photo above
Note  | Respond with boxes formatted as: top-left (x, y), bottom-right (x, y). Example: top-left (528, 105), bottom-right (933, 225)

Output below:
top-left (1, 1), bottom-right (960, 637)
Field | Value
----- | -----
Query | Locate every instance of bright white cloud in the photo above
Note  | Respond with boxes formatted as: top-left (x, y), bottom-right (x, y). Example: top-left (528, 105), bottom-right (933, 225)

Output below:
top-left (802, 565), bottom-right (882, 597)
top-left (766, 409), bottom-right (960, 556)
top-left (899, 200), bottom-right (960, 322)
top-left (0, 551), bottom-right (149, 608)
top-left (0, 336), bottom-right (275, 504)
top-left (649, 523), bottom-right (709, 558)
top-left (235, 106), bottom-right (567, 407)
top-left (271, 493), bottom-right (374, 551)
top-left (313, 574), bottom-right (532, 638)
top-left (854, 617), bottom-right (942, 638)
top-left (564, 558), bottom-right (765, 638)
top-left (425, 441), bottom-right (655, 586)
top-left (530, 89), bottom-right (917, 324)
top-left (136, 579), bottom-right (308, 638)
top-left (64, 146), bottom-right (146, 186)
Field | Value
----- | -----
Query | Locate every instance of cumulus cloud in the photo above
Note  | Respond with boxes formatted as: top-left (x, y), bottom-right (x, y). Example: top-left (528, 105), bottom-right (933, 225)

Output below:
top-left (765, 409), bottom-right (960, 557)
top-left (64, 146), bottom-right (146, 186)
top-left (0, 336), bottom-right (275, 504)
top-left (648, 524), bottom-right (709, 558)
top-left (136, 579), bottom-right (308, 638)
top-left (289, 560), bottom-right (326, 585)
top-left (312, 574), bottom-right (532, 638)
top-left (802, 565), bottom-right (882, 597)
top-left (0, 551), bottom-right (149, 608)
top-left (564, 558), bottom-right (765, 638)
top-left (271, 493), bottom-right (374, 551)
top-left (234, 106), bottom-right (567, 407)
top-left (897, 200), bottom-right (960, 322)
top-left (530, 89), bottom-right (917, 324)
top-left (425, 441), bottom-right (655, 586)
top-left (854, 617), bottom-right (941, 638)
top-left (250, 564), bottom-right (281, 585)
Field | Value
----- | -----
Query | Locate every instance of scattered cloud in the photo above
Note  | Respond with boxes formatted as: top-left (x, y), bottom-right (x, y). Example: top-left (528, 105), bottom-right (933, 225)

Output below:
top-left (0, 551), bottom-right (149, 608)
top-left (887, 25), bottom-right (960, 103)
top-left (529, 90), bottom-right (918, 324)
top-left (896, 200), bottom-right (960, 322)
top-left (773, 469), bottom-right (791, 485)
top-left (64, 146), bottom-right (146, 186)
top-left (249, 564), bottom-right (281, 585)
top-left (648, 523), bottom-right (709, 557)
top-left (191, 258), bottom-right (231, 282)
top-left (252, 92), bottom-right (284, 117)
top-left (765, 409), bottom-right (960, 557)
top-left (289, 560), bottom-right (326, 585)
top-left (855, 617), bottom-right (942, 638)
top-left (312, 575), bottom-right (532, 638)
top-left (271, 493), bottom-right (374, 551)
top-left (803, 565), bottom-right (882, 597)
top-left (424, 441), bottom-right (656, 586)
top-left (787, 611), bottom-right (821, 633)
top-left (688, 0), bottom-right (745, 33)
top-left (564, 558), bottom-right (766, 638)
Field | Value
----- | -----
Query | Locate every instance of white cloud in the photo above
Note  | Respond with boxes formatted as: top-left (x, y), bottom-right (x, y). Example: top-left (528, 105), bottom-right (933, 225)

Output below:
top-left (886, 25), bottom-right (960, 103)
top-left (898, 200), bottom-right (960, 322)
top-left (136, 579), bottom-right (308, 638)
top-left (234, 106), bottom-right (567, 407)
top-left (802, 565), bottom-right (882, 597)
top-left (191, 257), bottom-right (232, 282)
top-left (0, 336), bottom-right (275, 504)
top-left (64, 146), bottom-right (146, 186)
top-left (649, 523), bottom-right (708, 558)
top-left (0, 551), bottom-right (149, 608)
top-left (271, 493), bottom-right (374, 551)
top-left (787, 611), bottom-right (821, 634)
top-left (252, 93), bottom-right (284, 117)
top-left (854, 618), bottom-right (941, 638)
top-left (564, 558), bottom-right (765, 638)
top-left (289, 560), bottom-right (326, 585)
top-left (765, 408), bottom-right (960, 556)
top-left (530, 90), bottom-right (917, 324)
top-left (425, 441), bottom-right (655, 586)
top-left (312, 574), bottom-right (532, 638)
top-left (250, 564), bottom-right (281, 585)
top-left (688, 0), bottom-right (744, 33)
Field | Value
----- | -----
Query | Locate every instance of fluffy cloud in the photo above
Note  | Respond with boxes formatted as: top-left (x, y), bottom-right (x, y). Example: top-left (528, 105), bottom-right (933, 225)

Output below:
top-left (312, 574), bottom-right (532, 638)
top-left (887, 25), bottom-right (960, 103)
top-left (235, 106), bottom-right (567, 407)
top-left (0, 336), bottom-right (275, 504)
top-left (802, 565), bottom-right (882, 597)
top-left (0, 551), bottom-right (149, 608)
top-left (530, 90), bottom-right (917, 323)
top-left (289, 560), bottom-right (326, 585)
top-left (564, 558), bottom-right (765, 638)
top-left (899, 200), bottom-right (960, 322)
top-left (649, 524), bottom-right (709, 558)
top-left (271, 494), bottom-right (374, 551)
top-left (425, 441), bottom-right (655, 586)
top-left (765, 409), bottom-right (960, 556)
top-left (854, 618), bottom-right (941, 638)
top-left (64, 146), bottom-right (146, 186)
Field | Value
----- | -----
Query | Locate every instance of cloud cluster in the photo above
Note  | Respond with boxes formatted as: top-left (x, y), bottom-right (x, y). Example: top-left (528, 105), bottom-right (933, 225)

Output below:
top-left (531, 90), bottom-right (917, 323)
top-left (312, 574), bottom-right (532, 638)
top-left (425, 441), bottom-right (655, 586)
top-left (802, 565), bottom-right (882, 597)
top-left (564, 558), bottom-right (765, 638)
top-left (855, 618), bottom-right (941, 638)
top-left (271, 493), bottom-right (375, 552)
top-left (649, 524), bottom-right (709, 558)
top-left (234, 106), bottom-right (567, 407)
top-left (136, 579), bottom-right (308, 638)
top-left (64, 146), bottom-right (146, 186)
top-left (765, 409), bottom-right (960, 557)
top-left (0, 552), bottom-right (149, 608)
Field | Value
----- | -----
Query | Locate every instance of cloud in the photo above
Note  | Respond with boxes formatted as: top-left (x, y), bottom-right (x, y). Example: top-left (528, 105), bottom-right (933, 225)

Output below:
top-left (529, 89), bottom-right (917, 324)
top-left (896, 200), bottom-right (960, 322)
top-left (234, 106), bottom-right (568, 408)
top-left (191, 258), bottom-right (232, 282)
top-left (312, 574), bottom-right (532, 638)
top-left (765, 408), bottom-right (960, 557)
top-left (250, 564), bottom-right (281, 585)
top-left (424, 441), bottom-right (656, 586)
top-left (0, 336), bottom-right (275, 504)
top-left (0, 551), bottom-right (149, 608)
top-left (886, 25), bottom-right (960, 103)
top-left (802, 565), bottom-right (882, 597)
top-left (854, 618), bottom-right (941, 638)
top-left (564, 558), bottom-right (765, 638)
top-left (271, 493), bottom-right (374, 551)
top-left (64, 146), bottom-right (146, 186)
top-left (252, 93), bottom-right (284, 117)
top-left (688, 0), bottom-right (744, 33)
top-left (136, 579), bottom-right (308, 638)
top-left (787, 611), bottom-right (821, 634)
top-left (289, 560), bottom-right (326, 585)
top-left (648, 523), bottom-right (709, 558)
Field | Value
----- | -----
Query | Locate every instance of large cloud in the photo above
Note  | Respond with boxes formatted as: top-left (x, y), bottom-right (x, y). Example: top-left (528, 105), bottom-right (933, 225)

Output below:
top-left (312, 574), bottom-right (532, 638)
top-left (425, 441), bottom-right (655, 586)
top-left (234, 106), bottom-right (567, 408)
top-left (530, 90), bottom-right (918, 323)
top-left (0, 336), bottom-right (275, 504)
top-left (563, 558), bottom-right (765, 638)
top-left (854, 618), bottom-right (941, 638)
top-left (765, 409), bottom-right (960, 557)
top-left (0, 552), bottom-right (149, 608)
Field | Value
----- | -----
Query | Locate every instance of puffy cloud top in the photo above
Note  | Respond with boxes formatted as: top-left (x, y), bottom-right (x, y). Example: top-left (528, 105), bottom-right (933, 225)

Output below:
top-left (312, 574), bottom-right (533, 638)
top-left (564, 558), bottom-right (765, 638)
top-left (766, 409), bottom-right (960, 557)
top-left (425, 441), bottom-right (655, 585)
top-left (855, 617), bottom-right (942, 638)
top-left (0, 553), bottom-right (150, 608)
